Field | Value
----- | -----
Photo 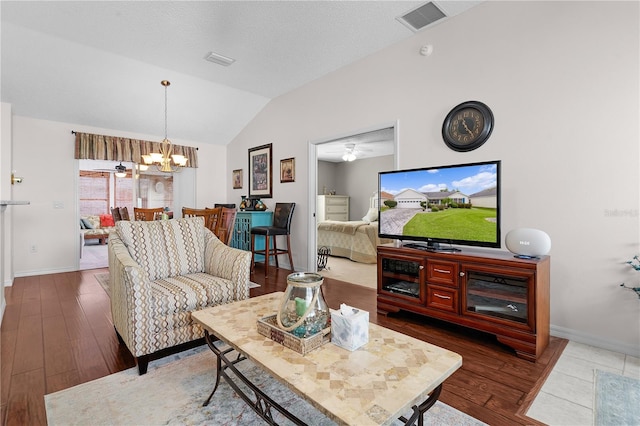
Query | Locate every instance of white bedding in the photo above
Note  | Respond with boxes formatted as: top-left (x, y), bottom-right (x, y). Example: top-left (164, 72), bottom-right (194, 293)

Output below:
top-left (317, 220), bottom-right (390, 264)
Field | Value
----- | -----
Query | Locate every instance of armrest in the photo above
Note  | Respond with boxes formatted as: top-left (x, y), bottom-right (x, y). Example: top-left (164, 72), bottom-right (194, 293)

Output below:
top-left (203, 230), bottom-right (251, 301)
top-left (108, 232), bottom-right (154, 357)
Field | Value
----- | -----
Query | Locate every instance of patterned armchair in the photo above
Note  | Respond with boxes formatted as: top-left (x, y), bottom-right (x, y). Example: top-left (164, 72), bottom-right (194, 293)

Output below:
top-left (108, 217), bottom-right (251, 374)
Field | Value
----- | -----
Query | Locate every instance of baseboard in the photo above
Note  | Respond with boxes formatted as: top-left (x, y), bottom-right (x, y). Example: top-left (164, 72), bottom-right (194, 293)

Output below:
top-left (13, 266), bottom-right (79, 281)
top-left (551, 324), bottom-right (640, 357)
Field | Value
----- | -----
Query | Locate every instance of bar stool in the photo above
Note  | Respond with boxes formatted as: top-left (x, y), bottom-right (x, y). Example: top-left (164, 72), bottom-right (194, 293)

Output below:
top-left (251, 203), bottom-right (295, 275)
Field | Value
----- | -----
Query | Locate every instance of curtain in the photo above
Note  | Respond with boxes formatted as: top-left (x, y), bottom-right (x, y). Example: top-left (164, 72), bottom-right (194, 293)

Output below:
top-left (74, 132), bottom-right (198, 168)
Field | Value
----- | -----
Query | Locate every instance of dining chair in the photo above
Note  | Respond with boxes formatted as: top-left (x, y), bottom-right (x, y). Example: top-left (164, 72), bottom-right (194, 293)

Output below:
top-left (133, 207), bottom-right (164, 221)
top-left (216, 207), bottom-right (237, 245)
top-left (182, 207), bottom-right (221, 233)
top-left (119, 207), bottom-right (130, 221)
top-left (111, 207), bottom-right (122, 223)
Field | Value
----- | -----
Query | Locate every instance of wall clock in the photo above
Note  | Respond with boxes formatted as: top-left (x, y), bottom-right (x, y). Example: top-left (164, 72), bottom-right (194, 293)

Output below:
top-left (442, 101), bottom-right (494, 152)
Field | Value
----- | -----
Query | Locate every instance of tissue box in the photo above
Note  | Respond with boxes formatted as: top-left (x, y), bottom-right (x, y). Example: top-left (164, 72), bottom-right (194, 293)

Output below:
top-left (330, 308), bottom-right (369, 351)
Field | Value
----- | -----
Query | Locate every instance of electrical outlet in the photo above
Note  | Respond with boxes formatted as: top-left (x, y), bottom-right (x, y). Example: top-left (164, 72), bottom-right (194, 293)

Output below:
top-left (30, 244), bottom-right (37, 253)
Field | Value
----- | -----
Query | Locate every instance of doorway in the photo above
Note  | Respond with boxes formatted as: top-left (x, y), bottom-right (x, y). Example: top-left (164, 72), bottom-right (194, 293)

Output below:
top-left (77, 159), bottom-right (197, 270)
top-left (307, 122), bottom-right (399, 279)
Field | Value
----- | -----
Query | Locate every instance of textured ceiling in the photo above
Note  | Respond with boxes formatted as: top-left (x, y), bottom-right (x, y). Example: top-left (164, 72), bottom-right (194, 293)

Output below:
top-left (1, 1), bottom-right (481, 146)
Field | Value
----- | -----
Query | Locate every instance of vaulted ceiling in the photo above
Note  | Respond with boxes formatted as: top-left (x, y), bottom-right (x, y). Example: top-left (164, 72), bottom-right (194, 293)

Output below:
top-left (1, 1), bottom-right (481, 146)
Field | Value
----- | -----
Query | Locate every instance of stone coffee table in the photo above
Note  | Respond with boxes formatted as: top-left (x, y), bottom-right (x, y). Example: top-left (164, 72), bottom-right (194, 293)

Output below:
top-left (192, 292), bottom-right (462, 425)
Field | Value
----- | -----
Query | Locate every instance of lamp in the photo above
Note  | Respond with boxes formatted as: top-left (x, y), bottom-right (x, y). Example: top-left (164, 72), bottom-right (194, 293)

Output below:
top-left (142, 80), bottom-right (188, 173)
top-left (342, 144), bottom-right (357, 162)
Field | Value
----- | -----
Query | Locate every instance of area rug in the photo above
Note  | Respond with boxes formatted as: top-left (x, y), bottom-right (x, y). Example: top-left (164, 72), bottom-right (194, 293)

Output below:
top-left (45, 346), bottom-right (485, 426)
top-left (594, 370), bottom-right (640, 425)
top-left (95, 272), bottom-right (260, 297)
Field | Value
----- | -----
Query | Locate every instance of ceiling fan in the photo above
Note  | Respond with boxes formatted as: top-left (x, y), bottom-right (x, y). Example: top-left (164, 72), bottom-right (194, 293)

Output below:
top-left (320, 142), bottom-right (375, 162)
top-left (92, 162), bottom-right (128, 177)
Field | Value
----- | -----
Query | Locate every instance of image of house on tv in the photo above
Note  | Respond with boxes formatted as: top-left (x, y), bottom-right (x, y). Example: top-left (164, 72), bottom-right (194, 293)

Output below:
top-left (390, 187), bottom-right (497, 209)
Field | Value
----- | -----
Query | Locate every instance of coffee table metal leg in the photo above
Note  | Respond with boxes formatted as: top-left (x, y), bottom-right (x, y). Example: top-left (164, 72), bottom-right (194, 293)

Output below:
top-left (202, 330), bottom-right (223, 407)
top-left (398, 383), bottom-right (443, 426)
top-left (201, 330), bottom-right (306, 425)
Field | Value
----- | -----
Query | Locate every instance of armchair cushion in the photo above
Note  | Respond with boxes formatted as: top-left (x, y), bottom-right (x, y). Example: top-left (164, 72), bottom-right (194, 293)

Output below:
top-left (115, 217), bottom-right (205, 281)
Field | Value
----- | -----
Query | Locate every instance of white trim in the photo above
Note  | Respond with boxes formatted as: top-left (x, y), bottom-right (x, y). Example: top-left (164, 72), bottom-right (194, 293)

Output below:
top-left (307, 121), bottom-right (399, 272)
top-left (14, 266), bottom-right (79, 279)
top-left (551, 323), bottom-right (640, 357)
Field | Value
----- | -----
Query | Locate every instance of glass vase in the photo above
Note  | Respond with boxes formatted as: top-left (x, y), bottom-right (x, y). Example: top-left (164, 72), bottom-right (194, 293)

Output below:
top-left (276, 272), bottom-right (329, 338)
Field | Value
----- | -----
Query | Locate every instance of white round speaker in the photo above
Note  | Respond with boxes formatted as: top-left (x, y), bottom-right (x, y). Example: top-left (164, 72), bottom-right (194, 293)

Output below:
top-left (505, 228), bottom-right (551, 258)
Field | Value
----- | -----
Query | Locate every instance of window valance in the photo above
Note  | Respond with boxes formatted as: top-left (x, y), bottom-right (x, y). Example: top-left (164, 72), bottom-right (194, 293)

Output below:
top-left (74, 131), bottom-right (198, 168)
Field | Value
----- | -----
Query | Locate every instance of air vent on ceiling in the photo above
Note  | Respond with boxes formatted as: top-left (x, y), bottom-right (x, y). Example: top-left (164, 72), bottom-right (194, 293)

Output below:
top-left (397, 2), bottom-right (447, 32)
top-left (203, 51), bottom-right (236, 67)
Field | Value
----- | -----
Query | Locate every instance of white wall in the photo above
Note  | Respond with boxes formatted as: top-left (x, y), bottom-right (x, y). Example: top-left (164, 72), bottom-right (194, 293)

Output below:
top-left (227, 2), bottom-right (640, 354)
top-left (1, 103), bottom-right (12, 319)
top-left (319, 155), bottom-right (394, 220)
top-left (337, 155), bottom-right (394, 220)
top-left (9, 115), bottom-right (228, 277)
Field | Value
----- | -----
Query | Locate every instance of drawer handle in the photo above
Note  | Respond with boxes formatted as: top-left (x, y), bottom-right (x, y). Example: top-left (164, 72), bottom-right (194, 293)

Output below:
top-left (434, 293), bottom-right (451, 300)
top-left (434, 268), bottom-right (451, 274)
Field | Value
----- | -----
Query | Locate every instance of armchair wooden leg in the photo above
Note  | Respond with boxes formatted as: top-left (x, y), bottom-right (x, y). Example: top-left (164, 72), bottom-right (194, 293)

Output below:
top-left (137, 355), bottom-right (150, 375)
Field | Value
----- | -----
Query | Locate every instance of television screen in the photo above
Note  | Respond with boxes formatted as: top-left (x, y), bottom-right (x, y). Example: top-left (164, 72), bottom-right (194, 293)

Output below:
top-left (378, 160), bottom-right (501, 251)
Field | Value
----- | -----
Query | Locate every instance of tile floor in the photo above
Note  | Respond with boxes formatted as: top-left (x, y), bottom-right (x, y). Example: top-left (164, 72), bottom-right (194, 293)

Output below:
top-left (79, 240), bottom-right (108, 270)
top-left (527, 341), bottom-right (640, 425)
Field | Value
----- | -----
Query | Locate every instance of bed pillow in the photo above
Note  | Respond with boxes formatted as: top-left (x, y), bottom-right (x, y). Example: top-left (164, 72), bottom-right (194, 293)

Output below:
top-left (362, 207), bottom-right (378, 223)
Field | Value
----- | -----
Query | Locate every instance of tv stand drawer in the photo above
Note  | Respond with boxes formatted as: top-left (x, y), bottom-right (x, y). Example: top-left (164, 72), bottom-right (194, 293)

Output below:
top-left (427, 286), bottom-right (458, 313)
top-left (427, 261), bottom-right (458, 287)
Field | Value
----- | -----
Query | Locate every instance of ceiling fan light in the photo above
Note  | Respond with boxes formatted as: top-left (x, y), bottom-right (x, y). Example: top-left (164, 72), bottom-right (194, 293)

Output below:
top-left (342, 153), bottom-right (356, 162)
top-left (115, 171), bottom-right (127, 178)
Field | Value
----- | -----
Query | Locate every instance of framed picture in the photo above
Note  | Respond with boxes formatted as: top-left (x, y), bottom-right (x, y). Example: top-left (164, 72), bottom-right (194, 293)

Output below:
top-left (248, 143), bottom-right (273, 198)
top-left (232, 169), bottom-right (243, 189)
top-left (280, 157), bottom-right (295, 183)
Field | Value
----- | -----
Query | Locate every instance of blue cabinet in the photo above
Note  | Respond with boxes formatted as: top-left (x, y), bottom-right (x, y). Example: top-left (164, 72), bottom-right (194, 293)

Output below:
top-left (231, 211), bottom-right (273, 261)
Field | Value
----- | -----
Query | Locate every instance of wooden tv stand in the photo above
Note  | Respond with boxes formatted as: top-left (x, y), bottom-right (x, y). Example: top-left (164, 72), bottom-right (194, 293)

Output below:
top-left (377, 245), bottom-right (550, 361)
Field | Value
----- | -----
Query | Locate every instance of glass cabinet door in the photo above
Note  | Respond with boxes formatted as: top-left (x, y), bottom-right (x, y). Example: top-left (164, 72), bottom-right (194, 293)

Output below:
top-left (379, 255), bottom-right (426, 304)
top-left (463, 267), bottom-right (534, 330)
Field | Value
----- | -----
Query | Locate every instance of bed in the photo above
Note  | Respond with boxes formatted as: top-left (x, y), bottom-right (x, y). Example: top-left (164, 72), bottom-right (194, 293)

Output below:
top-left (317, 193), bottom-right (391, 264)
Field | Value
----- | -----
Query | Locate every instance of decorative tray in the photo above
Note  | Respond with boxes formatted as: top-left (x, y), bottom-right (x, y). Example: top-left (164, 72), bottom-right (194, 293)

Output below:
top-left (257, 315), bottom-right (330, 355)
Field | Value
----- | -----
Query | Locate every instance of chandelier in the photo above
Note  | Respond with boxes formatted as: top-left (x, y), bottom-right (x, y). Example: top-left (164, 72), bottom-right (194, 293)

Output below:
top-left (142, 80), bottom-right (188, 172)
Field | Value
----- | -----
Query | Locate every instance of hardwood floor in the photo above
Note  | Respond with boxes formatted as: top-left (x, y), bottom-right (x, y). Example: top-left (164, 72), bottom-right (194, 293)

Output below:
top-left (1, 265), bottom-right (566, 425)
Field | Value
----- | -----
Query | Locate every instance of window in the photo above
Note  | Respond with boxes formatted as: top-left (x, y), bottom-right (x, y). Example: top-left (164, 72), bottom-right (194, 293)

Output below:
top-left (79, 171), bottom-right (109, 216)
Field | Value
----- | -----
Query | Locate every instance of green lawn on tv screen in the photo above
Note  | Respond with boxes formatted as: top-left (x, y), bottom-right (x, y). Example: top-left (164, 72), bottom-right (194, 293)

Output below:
top-left (402, 207), bottom-right (497, 242)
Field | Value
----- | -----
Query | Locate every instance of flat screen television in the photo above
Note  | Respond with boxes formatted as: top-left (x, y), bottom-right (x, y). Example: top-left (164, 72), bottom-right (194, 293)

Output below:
top-left (378, 160), bottom-right (501, 251)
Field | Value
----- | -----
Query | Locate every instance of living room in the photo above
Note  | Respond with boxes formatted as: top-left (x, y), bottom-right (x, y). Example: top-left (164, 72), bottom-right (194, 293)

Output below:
top-left (1, 0), bottom-right (638, 424)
